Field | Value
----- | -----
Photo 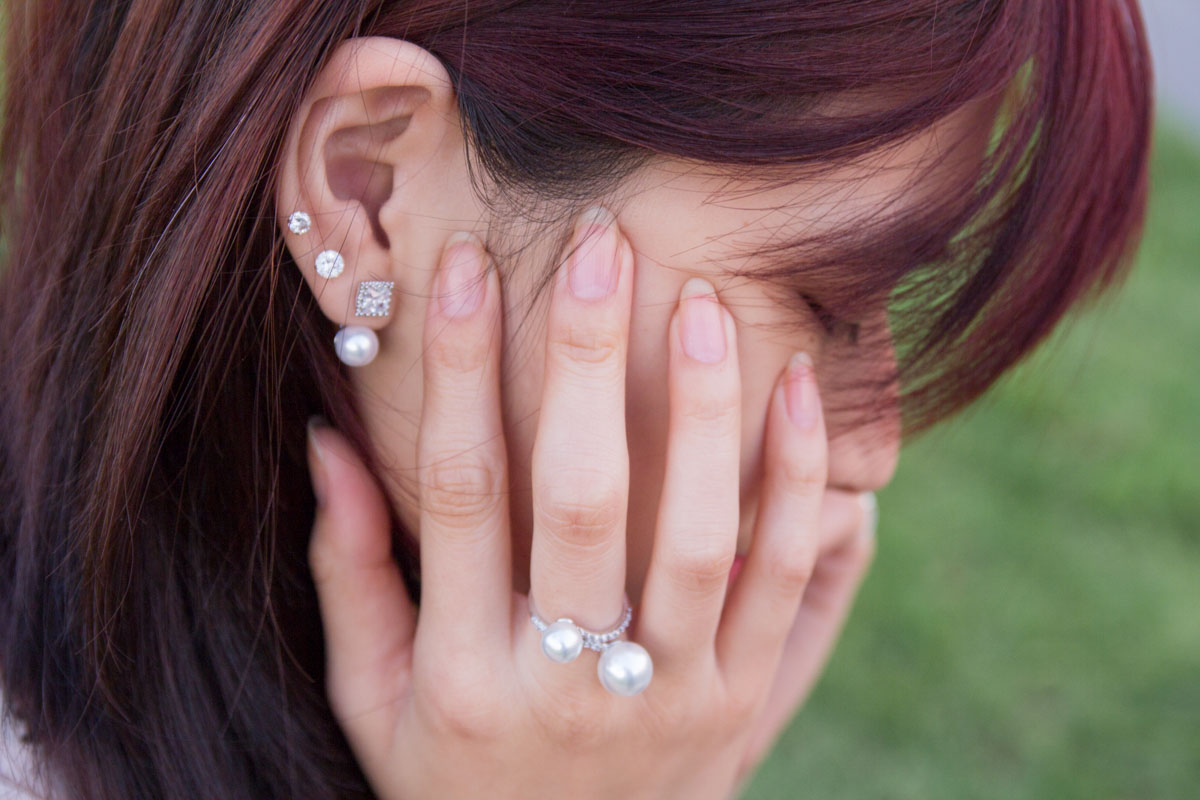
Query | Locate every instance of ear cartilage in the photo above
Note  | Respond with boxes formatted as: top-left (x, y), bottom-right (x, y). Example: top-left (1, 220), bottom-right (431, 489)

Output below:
top-left (355, 281), bottom-right (395, 317)
top-left (287, 211), bottom-right (312, 235)
top-left (315, 249), bottom-right (345, 279)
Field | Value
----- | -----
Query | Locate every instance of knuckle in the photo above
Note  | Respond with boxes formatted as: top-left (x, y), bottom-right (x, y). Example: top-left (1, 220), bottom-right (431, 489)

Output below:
top-left (548, 322), bottom-right (625, 373)
top-left (668, 542), bottom-right (737, 591)
top-left (427, 331), bottom-right (490, 376)
top-left (764, 544), bottom-right (817, 596)
top-left (777, 449), bottom-right (827, 494)
top-left (679, 390), bottom-right (740, 434)
top-left (422, 452), bottom-right (505, 531)
top-left (637, 689), bottom-right (685, 744)
top-left (535, 469), bottom-right (626, 546)
top-left (534, 696), bottom-right (607, 750)
top-left (421, 675), bottom-right (503, 741)
top-left (723, 685), bottom-right (764, 728)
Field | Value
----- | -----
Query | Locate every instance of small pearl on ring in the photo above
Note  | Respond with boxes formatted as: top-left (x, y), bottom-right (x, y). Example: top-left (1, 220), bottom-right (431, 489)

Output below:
top-left (541, 619), bottom-right (584, 663)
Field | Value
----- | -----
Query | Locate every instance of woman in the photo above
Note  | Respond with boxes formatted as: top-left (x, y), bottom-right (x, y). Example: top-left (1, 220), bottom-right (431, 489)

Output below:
top-left (0, 1), bottom-right (1151, 798)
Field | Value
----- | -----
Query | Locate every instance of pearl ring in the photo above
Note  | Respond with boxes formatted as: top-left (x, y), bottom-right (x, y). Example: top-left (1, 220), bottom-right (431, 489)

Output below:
top-left (530, 598), bottom-right (654, 696)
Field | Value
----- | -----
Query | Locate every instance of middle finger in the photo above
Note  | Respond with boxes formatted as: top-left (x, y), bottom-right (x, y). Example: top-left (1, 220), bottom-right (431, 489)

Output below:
top-left (528, 206), bottom-right (634, 631)
top-left (638, 277), bottom-right (742, 666)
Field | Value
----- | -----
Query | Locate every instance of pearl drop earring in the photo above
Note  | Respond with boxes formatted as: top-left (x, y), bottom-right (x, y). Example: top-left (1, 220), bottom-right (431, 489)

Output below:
top-left (334, 326), bottom-right (380, 367)
top-left (335, 282), bottom-right (393, 366)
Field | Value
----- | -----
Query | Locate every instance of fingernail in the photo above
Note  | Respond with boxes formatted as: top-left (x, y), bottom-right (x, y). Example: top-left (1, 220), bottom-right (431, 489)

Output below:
top-left (439, 232), bottom-right (487, 318)
top-left (306, 415), bottom-right (330, 507)
top-left (678, 277), bottom-right (726, 364)
top-left (858, 491), bottom-right (878, 542)
top-left (567, 206), bottom-right (619, 300)
top-left (784, 352), bottom-right (819, 429)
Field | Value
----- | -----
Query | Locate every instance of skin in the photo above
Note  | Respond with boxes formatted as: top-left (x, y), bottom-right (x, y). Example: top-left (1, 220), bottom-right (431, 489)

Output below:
top-left (279, 36), bottom-right (992, 799)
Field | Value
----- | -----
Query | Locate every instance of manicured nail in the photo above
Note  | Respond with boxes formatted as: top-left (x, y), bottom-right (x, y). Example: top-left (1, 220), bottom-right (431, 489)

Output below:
top-left (678, 277), bottom-right (726, 364)
top-left (568, 206), bottom-right (619, 300)
top-left (306, 415), bottom-right (330, 506)
top-left (439, 232), bottom-right (487, 318)
top-left (784, 352), bottom-right (818, 429)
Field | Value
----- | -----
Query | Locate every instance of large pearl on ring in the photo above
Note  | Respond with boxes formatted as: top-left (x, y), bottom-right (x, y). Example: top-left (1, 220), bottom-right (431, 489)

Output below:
top-left (334, 326), bottom-right (379, 367)
top-left (541, 619), bottom-right (584, 663)
top-left (597, 641), bottom-right (653, 696)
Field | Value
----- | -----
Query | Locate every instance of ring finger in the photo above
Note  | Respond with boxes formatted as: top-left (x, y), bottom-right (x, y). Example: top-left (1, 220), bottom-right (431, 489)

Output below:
top-left (717, 353), bottom-right (828, 686)
top-left (528, 206), bottom-right (635, 632)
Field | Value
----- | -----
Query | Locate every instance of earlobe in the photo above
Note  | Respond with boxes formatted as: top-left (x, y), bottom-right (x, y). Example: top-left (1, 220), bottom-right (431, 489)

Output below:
top-left (274, 37), bottom-right (464, 362)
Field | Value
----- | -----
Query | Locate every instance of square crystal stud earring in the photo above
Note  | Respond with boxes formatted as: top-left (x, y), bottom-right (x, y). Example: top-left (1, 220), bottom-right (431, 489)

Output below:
top-left (355, 281), bottom-right (395, 317)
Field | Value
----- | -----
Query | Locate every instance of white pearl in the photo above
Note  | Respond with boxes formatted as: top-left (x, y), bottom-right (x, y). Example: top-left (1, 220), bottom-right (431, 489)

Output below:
top-left (333, 326), bottom-right (379, 367)
top-left (597, 641), bottom-right (653, 696)
top-left (315, 249), bottom-right (345, 279)
top-left (541, 619), bottom-right (583, 664)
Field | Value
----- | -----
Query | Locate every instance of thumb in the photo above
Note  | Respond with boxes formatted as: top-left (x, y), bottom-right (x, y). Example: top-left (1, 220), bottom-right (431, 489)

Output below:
top-left (307, 416), bottom-right (417, 743)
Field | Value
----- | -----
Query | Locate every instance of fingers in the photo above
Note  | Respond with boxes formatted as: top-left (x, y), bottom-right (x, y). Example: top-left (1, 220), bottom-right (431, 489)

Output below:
top-left (736, 489), bottom-right (877, 770)
top-left (528, 207), bottom-right (634, 630)
top-left (816, 488), bottom-right (875, 552)
top-left (783, 489), bottom-right (877, 670)
top-left (307, 419), bottom-right (417, 745)
top-left (638, 277), bottom-right (741, 666)
top-left (716, 353), bottom-right (828, 685)
top-left (416, 233), bottom-right (513, 650)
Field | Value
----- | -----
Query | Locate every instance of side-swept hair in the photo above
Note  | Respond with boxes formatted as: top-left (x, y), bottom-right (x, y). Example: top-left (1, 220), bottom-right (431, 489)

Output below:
top-left (0, 1), bottom-right (1151, 797)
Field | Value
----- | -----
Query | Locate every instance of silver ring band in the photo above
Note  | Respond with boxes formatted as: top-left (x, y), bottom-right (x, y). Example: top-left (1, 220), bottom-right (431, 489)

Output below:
top-left (529, 601), bottom-right (633, 652)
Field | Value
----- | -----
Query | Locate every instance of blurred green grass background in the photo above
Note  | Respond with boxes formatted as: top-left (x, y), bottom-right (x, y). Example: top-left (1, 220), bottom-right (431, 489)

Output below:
top-left (745, 120), bottom-right (1200, 800)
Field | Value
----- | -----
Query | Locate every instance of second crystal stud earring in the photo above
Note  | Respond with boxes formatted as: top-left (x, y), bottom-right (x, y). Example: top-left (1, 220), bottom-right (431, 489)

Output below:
top-left (287, 211), bottom-right (311, 235)
top-left (315, 249), bottom-right (345, 279)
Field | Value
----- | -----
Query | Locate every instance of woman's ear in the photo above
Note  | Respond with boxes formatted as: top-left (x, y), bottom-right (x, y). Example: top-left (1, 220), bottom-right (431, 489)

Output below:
top-left (275, 37), bottom-right (482, 330)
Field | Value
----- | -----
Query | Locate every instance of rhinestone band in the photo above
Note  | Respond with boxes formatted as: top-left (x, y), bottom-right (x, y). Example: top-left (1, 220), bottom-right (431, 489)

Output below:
top-left (530, 600), bottom-right (633, 652)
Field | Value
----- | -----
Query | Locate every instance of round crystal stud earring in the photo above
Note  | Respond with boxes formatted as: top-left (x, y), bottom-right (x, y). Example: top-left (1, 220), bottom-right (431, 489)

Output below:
top-left (315, 249), bottom-right (345, 280)
top-left (287, 211), bottom-right (311, 235)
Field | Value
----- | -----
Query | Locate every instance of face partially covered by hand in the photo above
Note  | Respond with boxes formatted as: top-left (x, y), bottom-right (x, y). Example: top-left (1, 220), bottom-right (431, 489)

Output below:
top-left (303, 210), bottom-right (882, 798)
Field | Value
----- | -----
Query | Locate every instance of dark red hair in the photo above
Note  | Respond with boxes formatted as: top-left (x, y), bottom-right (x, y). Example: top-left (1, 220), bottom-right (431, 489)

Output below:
top-left (0, 1), bottom-right (1151, 798)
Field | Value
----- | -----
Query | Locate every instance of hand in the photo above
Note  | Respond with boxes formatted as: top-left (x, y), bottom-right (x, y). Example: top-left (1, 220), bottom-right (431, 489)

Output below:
top-left (732, 489), bottom-right (878, 793)
top-left (305, 207), bottom-right (838, 799)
